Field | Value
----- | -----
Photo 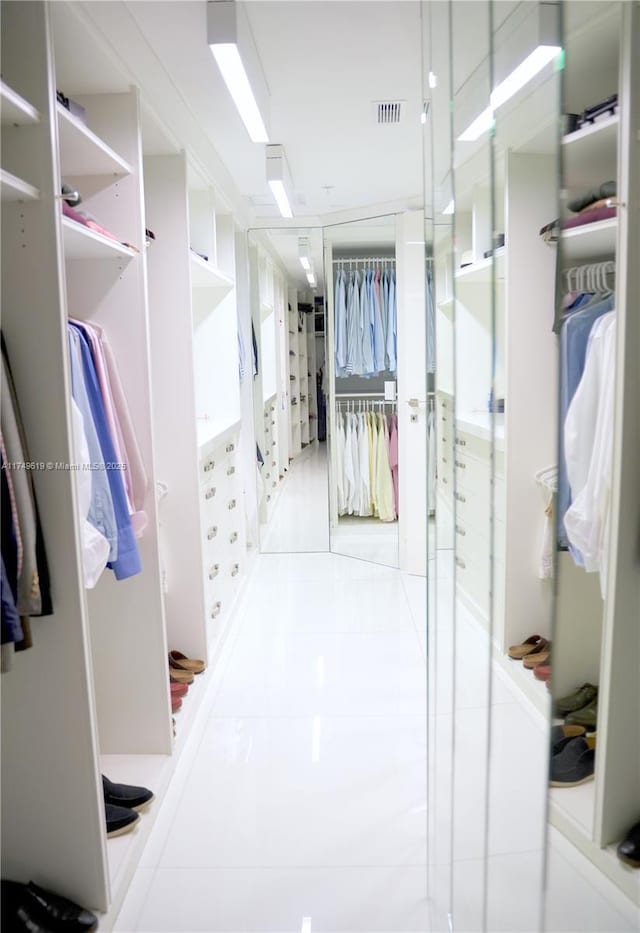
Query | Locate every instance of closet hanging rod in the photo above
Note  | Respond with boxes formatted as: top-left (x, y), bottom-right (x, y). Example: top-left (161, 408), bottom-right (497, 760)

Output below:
top-left (334, 392), bottom-right (387, 397)
top-left (332, 257), bottom-right (396, 265)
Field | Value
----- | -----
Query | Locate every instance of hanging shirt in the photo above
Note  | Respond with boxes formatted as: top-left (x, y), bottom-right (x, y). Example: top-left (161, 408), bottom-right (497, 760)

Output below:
top-left (372, 269), bottom-right (385, 374)
top-left (360, 271), bottom-right (374, 376)
top-left (69, 324), bottom-right (141, 580)
top-left (70, 398), bottom-right (111, 588)
top-left (367, 411), bottom-right (378, 516)
top-left (564, 312), bottom-right (616, 595)
top-left (357, 413), bottom-right (371, 516)
top-left (343, 412), bottom-right (356, 515)
top-left (345, 271), bottom-right (361, 376)
top-left (557, 294), bottom-right (614, 548)
top-left (349, 413), bottom-right (361, 515)
top-left (385, 269), bottom-right (397, 374)
top-left (389, 413), bottom-right (399, 518)
top-left (335, 412), bottom-right (346, 516)
top-left (68, 327), bottom-right (118, 562)
top-left (334, 270), bottom-right (347, 376)
top-left (375, 412), bottom-right (396, 522)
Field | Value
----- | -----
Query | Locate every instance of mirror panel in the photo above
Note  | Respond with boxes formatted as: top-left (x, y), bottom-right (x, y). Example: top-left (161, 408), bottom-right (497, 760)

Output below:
top-left (249, 227), bottom-right (330, 553)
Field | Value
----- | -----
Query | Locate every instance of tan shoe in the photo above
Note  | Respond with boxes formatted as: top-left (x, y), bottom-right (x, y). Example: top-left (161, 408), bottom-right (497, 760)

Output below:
top-left (169, 649), bottom-right (205, 675)
top-left (508, 634), bottom-right (548, 660)
top-left (169, 668), bottom-right (194, 685)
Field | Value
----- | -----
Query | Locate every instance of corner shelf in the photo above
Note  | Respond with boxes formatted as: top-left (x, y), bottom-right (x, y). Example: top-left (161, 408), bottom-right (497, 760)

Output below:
top-left (1, 168), bottom-right (39, 202)
top-left (190, 252), bottom-right (234, 292)
top-left (57, 103), bottom-right (132, 177)
top-left (437, 296), bottom-right (455, 318)
top-left (0, 79), bottom-right (39, 125)
top-left (62, 217), bottom-right (137, 260)
top-left (561, 218), bottom-right (617, 261)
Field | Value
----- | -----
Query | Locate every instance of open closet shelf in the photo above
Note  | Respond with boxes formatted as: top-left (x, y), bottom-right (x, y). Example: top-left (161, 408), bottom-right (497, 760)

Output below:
top-left (0, 79), bottom-right (40, 125)
top-left (561, 218), bottom-right (617, 261)
top-left (455, 249), bottom-right (505, 284)
top-left (549, 772), bottom-right (595, 839)
top-left (456, 411), bottom-right (505, 448)
top-left (62, 217), bottom-right (138, 260)
top-left (196, 417), bottom-right (241, 451)
top-left (437, 296), bottom-right (455, 317)
top-left (190, 252), bottom-right (234, 291)
top-left (562, 114), bottom-right (619, 188)
top-left (0, 168), bottom-right (39, 202)
top-left (57, 103), bottom-right (133, 177)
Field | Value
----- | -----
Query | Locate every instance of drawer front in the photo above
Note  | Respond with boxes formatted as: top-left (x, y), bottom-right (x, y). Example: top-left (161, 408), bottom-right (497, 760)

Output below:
top-left (455, 431), bottom-right (505, 477)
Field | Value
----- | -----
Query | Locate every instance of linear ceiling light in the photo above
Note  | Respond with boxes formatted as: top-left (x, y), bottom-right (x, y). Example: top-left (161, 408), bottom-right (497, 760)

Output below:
top-left (442, 199), bottom-right (455, 215)
top-left (207, 1), bottom-right (269, 143)
top-left (266, 144), bottom-right (294, 218)
top-left (299, 237), bottom-right (311, 271)
top-left (306, 271), bottom-right (317, 288)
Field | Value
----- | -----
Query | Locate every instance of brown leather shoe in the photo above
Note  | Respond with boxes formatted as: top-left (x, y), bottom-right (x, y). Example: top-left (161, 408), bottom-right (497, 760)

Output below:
top-left (508, 634), bottom-right (548, 660)
top-left (169, 668), bottom-right (194, 685)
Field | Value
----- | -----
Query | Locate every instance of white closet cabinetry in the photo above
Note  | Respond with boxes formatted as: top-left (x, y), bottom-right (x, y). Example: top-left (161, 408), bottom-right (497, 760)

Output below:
top-left (2, 0), bottom-right (172, 919)
top-left (144, 152), bottom-right (245, 664)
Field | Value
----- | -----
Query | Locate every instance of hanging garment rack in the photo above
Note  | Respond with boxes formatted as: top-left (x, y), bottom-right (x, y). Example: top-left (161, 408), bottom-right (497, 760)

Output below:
top-left (332, 257), bottom-right (396, 267)
top-left (563, 260), bottom-right (615, 293)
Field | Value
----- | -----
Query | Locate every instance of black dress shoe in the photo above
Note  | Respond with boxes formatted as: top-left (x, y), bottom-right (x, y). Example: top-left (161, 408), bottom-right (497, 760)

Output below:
top-left (1, 879), bottom-right (98, 932)
top-left (617, 820), bottom-right (640, 868)
top-left (550, 724), bottom-right (587, 755)
top-left (105, 803), bottom-right (140, 838)
top-left (549, 736), bottom-right (595, 787)
top-left (102, 774), bottom-right (154, 812)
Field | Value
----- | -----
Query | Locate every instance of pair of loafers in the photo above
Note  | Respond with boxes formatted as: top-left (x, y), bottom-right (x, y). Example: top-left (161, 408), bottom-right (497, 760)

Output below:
top-left (103, 775), bottom-right (154, 838)
top-left (508, 634), bottom-right (551, 669)
top-left (617, 821), bottom-right (640, 868)
top-left (1, 879), bottom-right (97, 932)
top-left (549, 726), bottom-right (596, 787)
top-left (553, 683), bottom-right (598, 730)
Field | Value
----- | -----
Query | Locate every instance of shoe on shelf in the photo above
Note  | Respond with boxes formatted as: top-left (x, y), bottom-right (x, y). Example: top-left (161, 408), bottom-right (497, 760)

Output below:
top-left (169, 668), bottom-right (194, 685)
top-left (617, 821), bottom-right (640, 868)
top-left (549, 735), bottom-right (596, 787)
top-left (102, 775), bottom-right (154, 813)
top-left (523, 646), bottom-right (551, 669)
top-left (553, 682), bottom-right (598, 717)
top-left (564, 696), bottom-right (598, 730)
top-left (168, 650), bottom-right (205, 675)
top-left (1, 879), bottom-right (98, 932)
top-left (105, 803), bottom-right (139, 838)
top-left (534, 664), bottom-right (552, 682)
top-left (508, 634), bottom-right (548, 660)
top-left (171, 695), bottom-right (183, 713)
top-left (550, 724), bottom-right (587, 756)
top-left (170, 681), bottom-right (188, 699)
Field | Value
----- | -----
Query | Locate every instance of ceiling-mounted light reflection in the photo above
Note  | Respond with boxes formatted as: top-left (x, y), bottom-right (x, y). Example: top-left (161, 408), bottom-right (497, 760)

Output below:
top-left (442, 200), bottom-right (455, 215)
top-left (301, 917), bottom-right (312, 933)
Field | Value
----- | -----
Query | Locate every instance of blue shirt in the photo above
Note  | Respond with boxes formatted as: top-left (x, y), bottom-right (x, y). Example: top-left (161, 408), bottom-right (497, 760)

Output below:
top-left (69, 323), bottom-right (141, 580)
top-left (334, 270), bottom-right (347, 376)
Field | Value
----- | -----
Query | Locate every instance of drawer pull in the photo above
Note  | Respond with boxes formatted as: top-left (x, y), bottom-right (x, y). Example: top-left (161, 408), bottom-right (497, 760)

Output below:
top-left (204, 459), bottom-right (215, 472)
top-left (456, 557), bottom-right (466, 569)
top-left (271, 460), bottom-right (276, 467)
top-left (207, 525), bottom-right (218, 540)
top-left (272, 420), bottom-right (276, 426)
top-left (455, 460), bottom-right (466, 469)
top-left (270, 405), bottom-right (275, 412)
top-left (442, 416), bottom-right (447, 423)
top-left (205, 486), bottom-right (216, 500)
top-left (228, 498), bottom-right (237, 510)
top-left (266, 494), bottom-right (271, 502)
top-left (230, 531), bottom-right (238, 544)
top-left (210, 600), bottom-right (222, 619)
top-left (455, 525), bottom-right (466, 537)
top-left (266, 472), bottom-right (271, 479)
top-left (442, 476), bottom-right (448, 485)
top-left (231, 563), bottom-right (240, 577)
top-left (454, 492), bottom-right (466, 503)
top-left (456, 438), bottom-right (466, 447)
top-left (227, 465), bottom-right (235, 476)
top-left (442, 457), bottom-right (448, 464)
top-left (226, 443), bottom-right (235, 453)
top-left (208, 563), bottom-right (220, 580)
top-left (442, 436), bottom-right (447, 444)
top-left (272, 481), bottom-right (276, 488)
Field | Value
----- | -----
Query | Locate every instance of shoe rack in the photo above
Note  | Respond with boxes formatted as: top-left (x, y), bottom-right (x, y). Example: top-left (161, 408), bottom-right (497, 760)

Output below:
top-left (550, 1), bottom-right (640, 905)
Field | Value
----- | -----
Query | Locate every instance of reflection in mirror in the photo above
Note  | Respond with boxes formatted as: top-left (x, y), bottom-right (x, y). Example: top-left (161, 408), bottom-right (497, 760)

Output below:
top-left (248, 228), bottom-right (329, 553)
top-left (323, 216), bottom-right (400, 569)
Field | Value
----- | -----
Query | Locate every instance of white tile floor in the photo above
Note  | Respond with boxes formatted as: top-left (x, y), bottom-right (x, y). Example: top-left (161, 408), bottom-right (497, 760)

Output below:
top-left (113, 548), bottom-right (638, 933)
top-left (261, 445), bottom-right (330, 553)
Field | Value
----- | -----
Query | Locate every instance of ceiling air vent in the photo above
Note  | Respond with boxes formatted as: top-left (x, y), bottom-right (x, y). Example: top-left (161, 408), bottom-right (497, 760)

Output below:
top-left (374, 100), bottom-right (404, 125)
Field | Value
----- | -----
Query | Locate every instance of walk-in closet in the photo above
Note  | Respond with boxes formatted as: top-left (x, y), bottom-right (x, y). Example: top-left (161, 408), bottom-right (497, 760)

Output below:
top-left (1, 1), bottom-right (638, 931)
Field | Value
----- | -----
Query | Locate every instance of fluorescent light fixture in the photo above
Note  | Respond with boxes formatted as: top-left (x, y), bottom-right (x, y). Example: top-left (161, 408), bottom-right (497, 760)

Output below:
top-left (269, 179), bottom-right (293, 218)
top-left (207, 1), bottom-right (270, 143)
top-left (301, 918), bottom-right (312, 933)
top-left (490, 45), bottom-right (560, 110)
top-left (266, 145), bottom-right (294, 218)
top-left (420, 101), bottom-right (429, 125)
top-left (428, 71), bottom-right (438, 89)
top-left (458, 44), bottom-right (560, 141)
top-left (299, 237), bottom-right (311, 271)
top-left (442, 199), bottom-right (455, 215)
top-left (458, 106), bottom-right (494, 142)
top-left (306, 271), bottom-right (317, 288)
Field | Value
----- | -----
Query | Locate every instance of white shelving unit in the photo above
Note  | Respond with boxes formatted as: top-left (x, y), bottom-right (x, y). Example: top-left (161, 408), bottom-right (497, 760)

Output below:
top-left (189, 250), bottom-right (234, 291)
top-left (0, 77), bottom-right (40, 125)
top-left (0, 167), bottom-right (40, 201)
top-left (56, 102), bottom-right (133, 176)
top-left (561, 217), bottom-right (618, 261)
top-left (61, 216), bottom-right (137, 260)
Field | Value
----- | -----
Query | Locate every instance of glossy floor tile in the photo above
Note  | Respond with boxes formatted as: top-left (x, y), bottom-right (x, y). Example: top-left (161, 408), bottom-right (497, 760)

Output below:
top-left (261, 445), bottom-right (330, 554)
